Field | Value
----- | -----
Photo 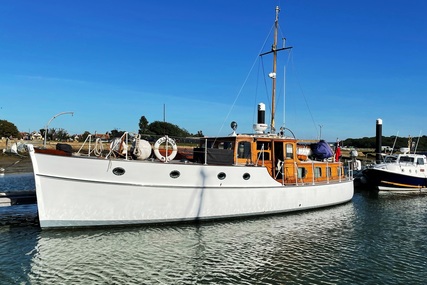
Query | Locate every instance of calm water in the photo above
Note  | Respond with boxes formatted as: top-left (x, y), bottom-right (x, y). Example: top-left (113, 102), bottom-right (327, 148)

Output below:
top-left (1, 174), bottom-right (427, 284)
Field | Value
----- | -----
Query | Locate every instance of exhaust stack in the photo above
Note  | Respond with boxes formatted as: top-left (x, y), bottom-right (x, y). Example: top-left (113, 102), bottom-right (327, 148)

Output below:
top-left (253, 103), bottom-right (268, 134)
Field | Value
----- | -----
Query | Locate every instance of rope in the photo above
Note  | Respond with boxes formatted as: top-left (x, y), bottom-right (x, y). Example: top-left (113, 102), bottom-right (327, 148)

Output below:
top-left (93, 138), bottom-right (104, 157)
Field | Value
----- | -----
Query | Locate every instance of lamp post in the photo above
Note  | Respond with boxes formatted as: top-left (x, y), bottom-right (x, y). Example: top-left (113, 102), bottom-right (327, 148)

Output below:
top-left (44, 111), bottom-right (74, 148)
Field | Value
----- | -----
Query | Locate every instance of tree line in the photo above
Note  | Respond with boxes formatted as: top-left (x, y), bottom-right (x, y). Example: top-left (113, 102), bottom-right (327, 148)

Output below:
top-left (343, 135), bottom-right (427, 151)
top-left (3, 117), bottom-right (424, 150)
top-left (0, 116), bottom-right (204, 142)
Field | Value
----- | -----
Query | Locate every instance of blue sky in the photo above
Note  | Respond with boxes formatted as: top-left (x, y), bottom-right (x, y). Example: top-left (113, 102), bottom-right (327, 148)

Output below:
top-left (1, 0), bottom-right (426, 141)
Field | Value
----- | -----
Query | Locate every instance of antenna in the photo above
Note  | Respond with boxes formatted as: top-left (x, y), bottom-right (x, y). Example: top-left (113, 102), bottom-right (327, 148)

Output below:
top-left (390, 131), bottom-right (399, 155)
top-left (414, 130), bottom-right (422, 153)
top-left (283, 65), bottom-right (286, 130)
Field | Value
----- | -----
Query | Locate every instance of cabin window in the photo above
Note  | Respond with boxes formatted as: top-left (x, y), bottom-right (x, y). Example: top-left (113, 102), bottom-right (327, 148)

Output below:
top-left (298, 167), bottom-right (307, 179)
top-left (385, 156), bottom-right (397, 163)
top-left (256, 142), bottom-right (270, 160)
top-left (218, 141), bottom-right (233, 150)
top-left (193, 139), bottom-right (235, 165)
top-left (204, 140), bottom-right (233, 150)
top-left (286, 143), bottom-right (294, 159)
top-left (314, 167), bottom-right (322, 178)
top-left (257, 141), bottom-right (270, 150)
top-left (400, 156), bottom-right (414, 163)
top-left (258, 151), bottom-right (270, 160)
top-left (417, 158), bottom-right (424, 165)
top-left (238, 141), bottom-right (251, 159)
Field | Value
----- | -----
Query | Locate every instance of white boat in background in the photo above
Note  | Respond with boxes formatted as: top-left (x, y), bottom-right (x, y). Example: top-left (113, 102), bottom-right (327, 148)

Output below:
top-left (363, 147), bottom-right (427, 193)
top-left (28, 6), bottom-right (354, 229)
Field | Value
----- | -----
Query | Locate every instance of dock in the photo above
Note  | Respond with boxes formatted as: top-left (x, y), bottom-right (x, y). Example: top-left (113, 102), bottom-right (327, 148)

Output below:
top-left (0, 190), bottom-right (37, 207)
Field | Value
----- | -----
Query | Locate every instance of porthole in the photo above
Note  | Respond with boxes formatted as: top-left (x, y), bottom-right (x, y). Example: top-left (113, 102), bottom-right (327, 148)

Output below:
top-left (217, 172), bottom-right (226, 180)
top-left (243, 173), bottom-right (251, 180)
top-left (112, 167), bottom-right (125, 176)
top-left (170, 170), bottom-right (180, 179)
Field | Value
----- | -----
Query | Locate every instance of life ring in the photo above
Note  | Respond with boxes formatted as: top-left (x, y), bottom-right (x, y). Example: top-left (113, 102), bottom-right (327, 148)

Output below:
top-left (153, 136), bottom-right (177, 162)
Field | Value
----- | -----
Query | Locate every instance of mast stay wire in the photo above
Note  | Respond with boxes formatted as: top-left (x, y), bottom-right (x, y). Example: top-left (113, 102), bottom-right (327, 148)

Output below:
top-left (257, 56), bottom-right (272, 123)
top-left (287, 48), bottom-right (319, 138)
top-left (276, 49), bottom-right (293, 129)
top-left (215, 23), bottom-right (275, 137)
top-left (270, 20), bottom-right (317, 138)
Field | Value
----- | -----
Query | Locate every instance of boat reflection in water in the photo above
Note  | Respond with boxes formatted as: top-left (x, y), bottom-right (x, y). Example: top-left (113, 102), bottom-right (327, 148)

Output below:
top-left (28, 203), bottom-right (359, 284)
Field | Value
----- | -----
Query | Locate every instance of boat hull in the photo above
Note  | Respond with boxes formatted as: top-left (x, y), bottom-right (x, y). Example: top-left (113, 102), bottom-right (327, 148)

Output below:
top-left (28, 145), bottom-right (354, 229)
top-left (363, 168), bottom-right (427, 192)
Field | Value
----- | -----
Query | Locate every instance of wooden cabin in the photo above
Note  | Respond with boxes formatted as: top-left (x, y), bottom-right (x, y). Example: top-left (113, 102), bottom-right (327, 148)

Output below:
top-left (193, 135), bottom-right (344, 186)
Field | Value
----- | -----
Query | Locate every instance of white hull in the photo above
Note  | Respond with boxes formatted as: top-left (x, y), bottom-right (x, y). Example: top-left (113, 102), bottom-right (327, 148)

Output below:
top-left (28, 145), bottom-right (353, 229)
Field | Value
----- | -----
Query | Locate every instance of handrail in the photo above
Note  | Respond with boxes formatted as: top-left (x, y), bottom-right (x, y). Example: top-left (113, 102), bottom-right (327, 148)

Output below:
top-left (326, 161), bottom-right (329, 184)
top-left (311, 161), bottom-right (315, 185)
top-left (204, 139), bottom-right (208, 165)
top-left (76, 135), bottom-right (105, 157)
top-left (294, 162), bottom-right (298, 186)
top-left (106, 132), bottom-right (129, 160)
top-left (255, 144), bottom-right (265, 166)
top-left (76, 134), bottom-right (92, 155)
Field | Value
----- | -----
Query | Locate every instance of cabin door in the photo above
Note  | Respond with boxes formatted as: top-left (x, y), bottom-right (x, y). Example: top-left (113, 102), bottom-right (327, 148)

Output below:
top-left (273, 141), bottom-right (284, 179)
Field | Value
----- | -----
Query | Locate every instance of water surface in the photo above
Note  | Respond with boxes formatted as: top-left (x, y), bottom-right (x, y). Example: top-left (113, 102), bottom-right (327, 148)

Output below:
top-left (1, 174), bottom-right (426, 284)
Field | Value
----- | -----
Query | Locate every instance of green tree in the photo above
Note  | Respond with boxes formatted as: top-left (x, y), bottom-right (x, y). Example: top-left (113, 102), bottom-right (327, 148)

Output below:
top-left (148, 121), bottom-right (191, 137)
top-left (79, 131), bottom-right (91, 142)
top-left (138, 116), bottom-right (149, 134)
top-left (0, 120), bottom-right (20, 138)
top-left (342, 135), bottom-right (427, 151)
top-left (110, 129), bottom-right (125, 138)
top-left (47, 128), bottom-right (56, 141)
top-left (55, 128), bottom-right (69, 141)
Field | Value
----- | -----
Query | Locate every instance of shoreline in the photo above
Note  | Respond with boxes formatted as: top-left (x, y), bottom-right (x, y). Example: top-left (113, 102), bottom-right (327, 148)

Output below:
top-left (0, 153), bottom-right (33, 174)
top-left (0, 139), bottom-right (82, 174)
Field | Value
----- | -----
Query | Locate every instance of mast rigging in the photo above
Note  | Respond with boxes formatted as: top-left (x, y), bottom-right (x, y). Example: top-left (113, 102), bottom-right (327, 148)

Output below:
top-left (259, 6), bottom-right (292, 133)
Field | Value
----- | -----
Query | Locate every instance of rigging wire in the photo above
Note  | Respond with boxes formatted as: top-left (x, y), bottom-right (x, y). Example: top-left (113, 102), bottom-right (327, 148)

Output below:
top-left (215, 23), bottom-right (275, 137)
top-left (260, 56), bottom-right (272, 118)
top-left (252, 58), bottom-right (263, 124)
top-left (289, 52), bottom-right (319, 137)
top-left (277, 49), bottom-right (293, 131)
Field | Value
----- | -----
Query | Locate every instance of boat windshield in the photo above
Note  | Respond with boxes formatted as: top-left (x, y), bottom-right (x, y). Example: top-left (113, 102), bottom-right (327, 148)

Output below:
top-left (399, 156), bottom-right (414, 164)
top-left (384, 156), bottom-right (397, 163)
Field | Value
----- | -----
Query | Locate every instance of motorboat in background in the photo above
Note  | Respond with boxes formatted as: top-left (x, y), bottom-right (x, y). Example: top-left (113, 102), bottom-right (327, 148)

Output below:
top-left (27, 6), bottom-right (354, 229)
top-left (362, 147), bottom-right (427, 193)
top-left (356, 118), bottom-right (427, 193)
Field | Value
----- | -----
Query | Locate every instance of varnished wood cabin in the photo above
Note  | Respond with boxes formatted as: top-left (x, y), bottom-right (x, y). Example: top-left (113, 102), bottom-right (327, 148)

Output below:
top-left (193, 135), bottom-right (344, 185)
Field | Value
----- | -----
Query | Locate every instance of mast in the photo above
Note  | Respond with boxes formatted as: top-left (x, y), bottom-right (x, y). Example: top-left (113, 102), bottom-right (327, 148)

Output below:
top-left (259, 6), bottom-right (292, 134)
top-left (271, 6), bottom-right (279, 133)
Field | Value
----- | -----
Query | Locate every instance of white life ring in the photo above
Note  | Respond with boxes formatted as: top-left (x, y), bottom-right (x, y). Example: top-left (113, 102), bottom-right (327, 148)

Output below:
top-left (153, 136), bottom-right (177, 162)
